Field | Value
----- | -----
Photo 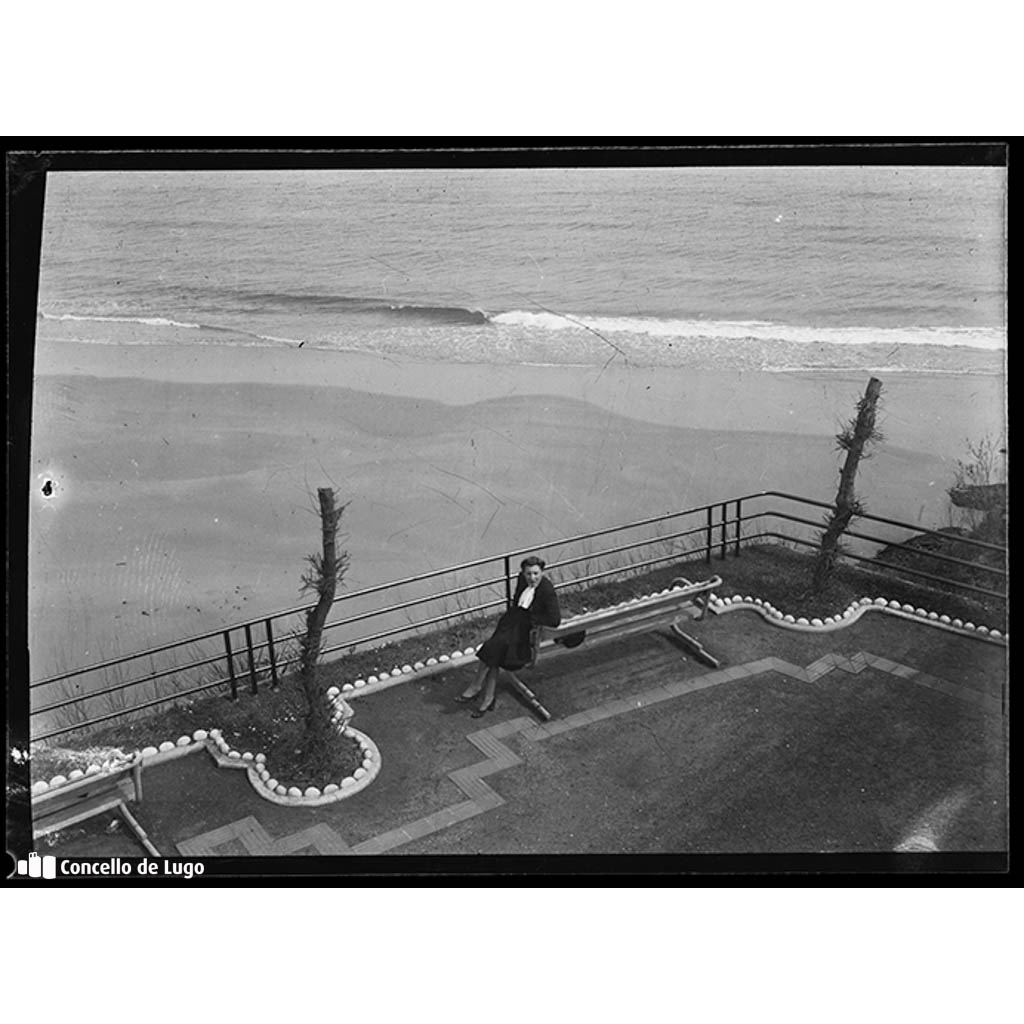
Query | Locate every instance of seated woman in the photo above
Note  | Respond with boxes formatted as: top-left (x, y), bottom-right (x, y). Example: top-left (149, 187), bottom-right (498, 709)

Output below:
top-left (457, 555), bottom-right (561, 717)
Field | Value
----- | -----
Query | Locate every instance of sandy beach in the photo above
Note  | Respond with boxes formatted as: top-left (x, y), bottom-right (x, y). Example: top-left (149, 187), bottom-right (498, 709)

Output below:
top-left (29, 338), bottom-right (1005, 680)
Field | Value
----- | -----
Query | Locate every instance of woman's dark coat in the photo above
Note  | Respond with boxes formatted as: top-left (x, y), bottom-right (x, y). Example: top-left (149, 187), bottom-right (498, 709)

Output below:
top-left (476, 574), bottom-right (561, 670)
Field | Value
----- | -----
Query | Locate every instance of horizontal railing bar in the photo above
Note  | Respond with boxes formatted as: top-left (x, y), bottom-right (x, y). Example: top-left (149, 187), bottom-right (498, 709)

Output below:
top-left (746, 531), bottom-right (1007, 601)
top-left (31, 490), bottom-right (1007, 717)
top-left (31, 648), bottom-right (231, 696)
top-left (502, 506), bottom-right (708, 564)
top-left (318, 574), bottom-right (509, 636)
top-left (30, 675), bottom-right (236, 742)
top-left (751, 510), bottom-right (1007, 578)
top-left (28, 559), bottom-right (511, 687)
top-left (323, 597), bottom-right (509, 657)
top-left (745, 490), bottom-right (1007, 554)
top-left (539, 524), bottom-right (712, 575)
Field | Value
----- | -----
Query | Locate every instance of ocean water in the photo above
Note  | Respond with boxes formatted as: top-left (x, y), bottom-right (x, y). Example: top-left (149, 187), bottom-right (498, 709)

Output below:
top-left (37, 165), bottom-right (1006, 374)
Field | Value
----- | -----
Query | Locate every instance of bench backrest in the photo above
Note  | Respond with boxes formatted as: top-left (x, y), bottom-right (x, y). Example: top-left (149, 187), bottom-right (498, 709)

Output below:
top-left (530, 574), bottom-right (722, 664)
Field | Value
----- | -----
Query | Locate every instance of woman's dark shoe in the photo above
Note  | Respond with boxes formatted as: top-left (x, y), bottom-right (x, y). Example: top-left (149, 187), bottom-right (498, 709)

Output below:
top-left (471, 699), bottom-right (496, 719)
top-left (455, 693), bottom-right (478, 704)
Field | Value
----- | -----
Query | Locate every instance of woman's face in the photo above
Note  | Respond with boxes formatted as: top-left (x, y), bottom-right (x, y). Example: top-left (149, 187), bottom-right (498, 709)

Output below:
top-left (523, 564), bottom-right (544, 586)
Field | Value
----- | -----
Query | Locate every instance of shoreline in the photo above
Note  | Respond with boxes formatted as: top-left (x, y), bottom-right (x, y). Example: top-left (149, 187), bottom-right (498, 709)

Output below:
top-left (32, 338), bottom-right (1005, 448)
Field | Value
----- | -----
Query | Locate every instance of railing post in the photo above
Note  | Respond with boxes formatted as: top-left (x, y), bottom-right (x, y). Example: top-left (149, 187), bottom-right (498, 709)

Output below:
top-left (705, 506), bottom-right (713, 565)
top-left (720, 502), bottom-right (728, 560)
top-left (265, 619), bottom-right (279, 688)
top-left (223, 630), bottom-right (238, 700)
top-left (734, 499), bottom-right (742, 556)
top-left (244, 623), bottom-right (258, 695)
top-left (504, 554), bottom-right (513, 608)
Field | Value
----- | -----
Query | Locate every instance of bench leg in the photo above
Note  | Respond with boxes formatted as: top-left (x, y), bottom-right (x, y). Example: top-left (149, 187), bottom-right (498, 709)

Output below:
top-left (501, 671), bottom-right (553, 721)
top-left (669, 620), bottom-right (720, 668)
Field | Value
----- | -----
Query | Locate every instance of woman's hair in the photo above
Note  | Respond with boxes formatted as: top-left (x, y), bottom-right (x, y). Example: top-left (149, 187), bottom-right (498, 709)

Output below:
top-left (520, 555), bottom-right (546, 571)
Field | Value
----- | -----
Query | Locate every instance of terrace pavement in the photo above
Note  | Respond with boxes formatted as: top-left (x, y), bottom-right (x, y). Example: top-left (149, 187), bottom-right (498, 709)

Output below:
top-left (47, 608), bottom-right (1007, 860)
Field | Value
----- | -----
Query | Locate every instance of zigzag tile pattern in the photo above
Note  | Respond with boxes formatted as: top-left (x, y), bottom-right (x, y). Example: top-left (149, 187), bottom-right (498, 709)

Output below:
top-left (175, 650), bottom-right (1001, 856)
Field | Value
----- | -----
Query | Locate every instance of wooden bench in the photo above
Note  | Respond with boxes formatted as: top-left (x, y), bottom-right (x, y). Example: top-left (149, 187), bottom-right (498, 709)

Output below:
top-left (32, 755), bottom-right (160, 854)
top-left (500, 574), bottom-right (723, 720)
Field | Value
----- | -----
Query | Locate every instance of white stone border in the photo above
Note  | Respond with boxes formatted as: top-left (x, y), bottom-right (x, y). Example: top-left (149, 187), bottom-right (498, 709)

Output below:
top-left (218, 727), bottom-right (381, 806)
top-left (32, 697), bottom-right (383, 807)
top-left (707, 593), bottom-right (1007, 645)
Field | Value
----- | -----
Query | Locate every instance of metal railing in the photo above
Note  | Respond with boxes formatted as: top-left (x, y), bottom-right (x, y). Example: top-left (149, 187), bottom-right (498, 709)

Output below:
top-left (30, 490), bottom-right (1006, 741)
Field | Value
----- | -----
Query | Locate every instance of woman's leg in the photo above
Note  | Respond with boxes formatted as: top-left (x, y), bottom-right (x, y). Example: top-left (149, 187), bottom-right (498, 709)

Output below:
top-left (460, 661), bottom-right (490, 700)
top-left (477, 666), bottom-right (500, 710)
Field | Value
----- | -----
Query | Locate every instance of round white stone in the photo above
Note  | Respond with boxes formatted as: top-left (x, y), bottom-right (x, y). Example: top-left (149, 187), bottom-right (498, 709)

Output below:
top-left (228, 750), bottom-right (241, 759)
top-left (177, 736), bottom-right (191, 747)
top-left (797, 617), bottom-right (809, 626)
top-left (782, 614), bottom-right (794, 623)
top-left (266, 778), bottom-right (278, 789)
top-left (464, 648), bottom-right (477, 658)
top-left (304, 786), bottom-right (321, 798)
top-left (991, 630), bottom-right (1002, 639)
top-left (85, 764), bottom-right (102, 776)
top-left (940, 615), bottom-right (951, 624)
top-left (192, 729), bottom-right (208, 741)
top-left (413, 661), bottom-right (425, 671)
top-left (159, 741), bottom-right (175, 753)
top-left (255, 753), bottom-right (266, 763)
top-left (50, 775), bottom-right (68, 788)
top-left (902, 603), bottom-right (914, 613)
top-left (367, 675), bottom-right (378, 685)
top-left (427, 657), bottom-right (438, 666)
top-left (260, 769), bottom-right (270, 781)
top-left (209, 728), bottom-right (221, 738)
top-left (889, 600), bottom-right (901, 609)
top-left (355, 679), bottom-right (366, 688)
top-left (402, 664), bottom-right (414, 673)
top-left (327, 686), bottom-right (340, 698)
top-left (439, 654), bottom-right (450, 662)
top-left (141, 746), bottom-right (159, 758)
top-left (978, 626), bottom-right (989, 635)
top-left (341, 776), bottom-right (356, 788)
top-left (928, 612), bottom-right (939, 620)
top-left (343, 683), bottom-right (355, 691)
top-left (874, 598), bottom-right (887, 606)
top-left (817, 618), bottom-right (828, 627)
top-left (354, 768), bottom-right (367, 780)
top-left (69, 769), bottom-right (84, 781)
top-left (362, 758), bottom-right (373, 770)
top-left (915, 608), bottom-right (927, 617)
top-left (964, 622), bottom-right (975, 631)
top-left (242, 752), bottom-right (254, 761)
top-left (953, 619), bottom-right (963, 628)
top-left (860, 597), bottom-right (872, 606)
top-left (32, 781), bottom-right (49, 794)
top-left (324, 783), bottom-right (339, 794)
top-left (287, 787), bottom-right (302, 798)
top-left (275, 785), bottom-right (288, 796)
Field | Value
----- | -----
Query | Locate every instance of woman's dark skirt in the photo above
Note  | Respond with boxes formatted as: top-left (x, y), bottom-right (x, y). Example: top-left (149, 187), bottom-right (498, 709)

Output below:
top-left (476, 606), bottom-right (533, 671)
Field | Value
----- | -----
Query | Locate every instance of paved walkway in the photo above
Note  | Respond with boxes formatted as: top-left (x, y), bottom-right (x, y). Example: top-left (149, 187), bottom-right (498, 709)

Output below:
top-left (110, 611), bottom-right (1005, 857)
